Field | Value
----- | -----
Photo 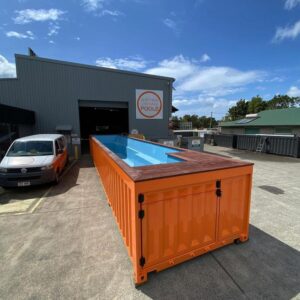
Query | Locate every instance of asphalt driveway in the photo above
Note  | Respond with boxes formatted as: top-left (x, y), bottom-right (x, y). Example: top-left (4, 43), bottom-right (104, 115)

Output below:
top-left (0, 149), bottom-right (299, 299)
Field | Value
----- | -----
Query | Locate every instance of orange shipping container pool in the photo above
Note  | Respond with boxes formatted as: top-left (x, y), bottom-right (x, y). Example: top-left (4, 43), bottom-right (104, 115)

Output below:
top-left (90, 135), bottom-right (253, 285)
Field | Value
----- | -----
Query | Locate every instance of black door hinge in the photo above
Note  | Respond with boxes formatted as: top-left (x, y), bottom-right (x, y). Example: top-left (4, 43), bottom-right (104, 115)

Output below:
top-left (138, 209), bottom-right (145, 219)
top-left (140, 256), bottom-right (146, 267)
top-left (138, 193), bottom-right (144, 203)
top-left (216, 180), bottom-right (222, 197)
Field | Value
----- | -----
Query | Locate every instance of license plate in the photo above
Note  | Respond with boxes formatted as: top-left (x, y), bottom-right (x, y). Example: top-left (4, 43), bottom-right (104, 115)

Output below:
top-left (18, 181), bottom-right (31, 187)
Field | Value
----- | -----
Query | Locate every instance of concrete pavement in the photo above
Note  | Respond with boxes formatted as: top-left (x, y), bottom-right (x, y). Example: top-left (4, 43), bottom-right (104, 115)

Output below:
top-left (0, 150), bottom-right (299, 299)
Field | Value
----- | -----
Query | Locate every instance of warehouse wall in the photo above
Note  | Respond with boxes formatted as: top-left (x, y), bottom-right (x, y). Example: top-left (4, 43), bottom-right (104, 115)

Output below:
top-left (0, 55), bottom-right (173, 141)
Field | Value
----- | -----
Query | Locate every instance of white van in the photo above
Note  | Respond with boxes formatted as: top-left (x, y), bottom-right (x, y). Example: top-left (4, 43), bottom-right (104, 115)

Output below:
top-left (0, 134), bottom-right (68, 187)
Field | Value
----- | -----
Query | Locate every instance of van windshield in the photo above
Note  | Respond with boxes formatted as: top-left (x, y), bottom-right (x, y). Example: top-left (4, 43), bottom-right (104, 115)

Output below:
top-left (7, 141), bottom-right (54, 157)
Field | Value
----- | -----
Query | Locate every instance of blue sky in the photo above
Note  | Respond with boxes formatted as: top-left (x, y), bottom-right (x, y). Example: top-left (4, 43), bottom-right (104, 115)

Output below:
top-left (1, 0), bottom-right (300, 118)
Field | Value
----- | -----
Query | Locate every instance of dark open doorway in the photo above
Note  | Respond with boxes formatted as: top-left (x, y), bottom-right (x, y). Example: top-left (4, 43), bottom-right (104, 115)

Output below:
top-left (79, 106), bottom-right (129, 153)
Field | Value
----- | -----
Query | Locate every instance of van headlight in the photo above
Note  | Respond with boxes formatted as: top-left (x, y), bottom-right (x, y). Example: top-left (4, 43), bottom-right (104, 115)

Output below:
top-left (41, 164), bottom-right (53, 171)
top-left (0, 168), bottom-right (7, 173)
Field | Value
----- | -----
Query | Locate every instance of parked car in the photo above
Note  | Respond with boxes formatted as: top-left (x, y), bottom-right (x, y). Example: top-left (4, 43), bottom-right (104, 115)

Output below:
top-left (0, 134), bottom-right (68, 187)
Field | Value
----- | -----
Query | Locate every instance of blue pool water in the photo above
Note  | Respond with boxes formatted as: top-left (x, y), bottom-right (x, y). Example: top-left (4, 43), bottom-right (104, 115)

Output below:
top-left (95, 135), bottom-right (184, 167)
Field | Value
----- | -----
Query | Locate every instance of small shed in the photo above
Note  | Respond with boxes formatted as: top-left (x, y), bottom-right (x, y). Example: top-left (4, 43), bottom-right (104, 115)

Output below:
top-left (220, 108), bottom-right (300, 136)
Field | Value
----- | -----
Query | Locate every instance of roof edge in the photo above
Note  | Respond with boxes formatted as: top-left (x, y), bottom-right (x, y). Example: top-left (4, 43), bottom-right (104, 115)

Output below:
top-left (15, 54), bottom-right (175, 82)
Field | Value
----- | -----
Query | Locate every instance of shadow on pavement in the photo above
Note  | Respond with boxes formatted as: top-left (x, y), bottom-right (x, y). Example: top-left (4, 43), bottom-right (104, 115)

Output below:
top-left (0, 184), bottom-right (52, 205)
top-left (0, 159), bottom-right (82, 202)
top-left (45, 160), bottom-right (81, 197)
top-left (78, 154), bottom-right (94, 168)
top-left (138, 225), bottom-right (300, 300)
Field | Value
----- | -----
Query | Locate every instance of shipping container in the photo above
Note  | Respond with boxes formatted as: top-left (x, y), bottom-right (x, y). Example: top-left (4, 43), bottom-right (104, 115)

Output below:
top-left (236, 134), bottom-right (300, 157)
top-left (90, 135), bottom-right (253, 285)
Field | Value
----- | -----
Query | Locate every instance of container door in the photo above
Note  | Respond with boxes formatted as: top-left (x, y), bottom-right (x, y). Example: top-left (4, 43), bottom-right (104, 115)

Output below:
top-left (217, 175), bottom-right (250, 240)
top-left (141, 181), bottom-right (217, 269)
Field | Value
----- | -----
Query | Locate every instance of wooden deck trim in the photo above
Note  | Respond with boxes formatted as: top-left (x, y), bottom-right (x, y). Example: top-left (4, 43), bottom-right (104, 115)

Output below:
top-left (91, 136), bottom-right (253, 182)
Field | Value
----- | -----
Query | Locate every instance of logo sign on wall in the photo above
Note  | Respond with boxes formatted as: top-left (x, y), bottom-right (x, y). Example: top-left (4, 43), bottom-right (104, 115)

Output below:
top-left (136, 89), bottom-right (163, 119)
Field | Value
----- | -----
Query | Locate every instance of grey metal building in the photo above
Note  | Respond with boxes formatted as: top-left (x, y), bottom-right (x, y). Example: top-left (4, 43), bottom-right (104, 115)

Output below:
top-left (0, 53), bottom-right (175, 154)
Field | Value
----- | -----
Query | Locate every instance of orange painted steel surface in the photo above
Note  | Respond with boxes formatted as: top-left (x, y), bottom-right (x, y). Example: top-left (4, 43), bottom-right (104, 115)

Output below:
top-left (90, 137), bottom-right (253, 285)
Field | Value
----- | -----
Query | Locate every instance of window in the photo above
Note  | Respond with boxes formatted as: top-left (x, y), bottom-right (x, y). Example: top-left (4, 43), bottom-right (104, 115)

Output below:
top-left (7, 141), bottom-right (54, 156)
top-left (245, 128), bottom-right (260, 135)
top-left (55, 140), bottom-right (60, 155)
top-left (275, 127), bottom-right (292, 135)
top-left (58, 137), bottom-right (65, 150)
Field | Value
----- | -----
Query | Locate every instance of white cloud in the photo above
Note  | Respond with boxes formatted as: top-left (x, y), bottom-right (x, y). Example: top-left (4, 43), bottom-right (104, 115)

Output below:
top-left (49, 40), bottom-right (55, 44)
top-left (287, 86), bottom-right (300, 97)
top-left (163, 18), bottom-right (177, 30)
top-left (202, 87), bottom-right (244, 97)
top-left (81, 0), bottom-right (105, 12)
top-left (256, 86), bottom-right (267, 91)
top-left (6, 30), bottom-right (35, 39)
top-left (146, 55), bottom-right (264, 95)
top-left (273, 20), bottom-right (300, 42)
top-left (0, 55), bottom-right (16, 78)
top-left (173, 96), bottom-right (236, 117)
top-left (13, 9), bottom-right (65, 24)
top-left (101, 9), bottom-right (123, 16)
top-left (81, 0), bottom-right (124, 17)
top-left (75, 36), bottom-right (81, 41)
top-left (96, 56), bottom-right (147, 70)
top-left (200, 53), bottom-right (211, 62)
top-left (48, 23), bottom-right (60, 36)
top-left (163, 18), bottom-right (179, 34)
top-left (284, 0), bottom-right (300, 9)
top-left (146, 55), bottom-right (197, 80)
top-left (179, 66), bottom-right (264, 92)
top-left (146, 55), bottom-right (266, 117)
top-left (266, 76), bottom-right (284, 82)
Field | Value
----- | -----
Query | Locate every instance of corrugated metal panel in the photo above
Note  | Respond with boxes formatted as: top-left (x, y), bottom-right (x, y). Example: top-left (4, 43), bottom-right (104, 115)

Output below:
top-left (236, 135), bottom-right (300, 157)
top-left (140, 174), bottom-right (251, 271)
top-left (204, 134), bottom-right (300, 158)
top-left (0, 55), bottom-right (173, 140)
top-left (214, 134), bottom-right (235, 148)
top-left (218, 175), bottom-right (251, 240)
top-left (90, 136), bottom-right (253, 284)
top-left (204, 134), bottom-right (236, 148)
top-left (90, 138), bottom-right (137, 261)
top-left (267, 136), bottom-right (297, 156)
top-left (237, 135), bottom-right (259, 151)
top-left (141, 182), bottom-right (217, 268)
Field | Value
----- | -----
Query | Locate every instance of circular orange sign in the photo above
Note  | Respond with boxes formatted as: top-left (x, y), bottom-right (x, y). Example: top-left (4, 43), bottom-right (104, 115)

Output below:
top-left (137, 91), bottom-right (162, 119)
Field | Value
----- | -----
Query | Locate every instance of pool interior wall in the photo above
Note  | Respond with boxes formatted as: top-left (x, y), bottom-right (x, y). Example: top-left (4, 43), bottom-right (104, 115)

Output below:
top-left (95, 135), bottom-right (183, 167)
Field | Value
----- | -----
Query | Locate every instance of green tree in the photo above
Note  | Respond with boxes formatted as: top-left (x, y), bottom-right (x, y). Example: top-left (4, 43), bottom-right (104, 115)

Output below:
top-left (227, 99), bottom-right (248, 120)
top-left (267, 95), bottom-right (297, 110)
top-left (198, 115), bottom-right (217, 128)
top-left (171, 115), bottom-right (218, 129)
top-left (226, 94), bottom-right (300, 122)
top-left (247, 96), bottom-right (267, 114)
top-left (171, 116), bottom-right (180, 129)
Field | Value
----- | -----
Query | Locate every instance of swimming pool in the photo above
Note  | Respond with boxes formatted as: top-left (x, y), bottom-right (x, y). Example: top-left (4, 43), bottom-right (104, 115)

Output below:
top-left (90, 135), bottom-right (253, 285)
top-left (95, 135), bottom-right (183, 167)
